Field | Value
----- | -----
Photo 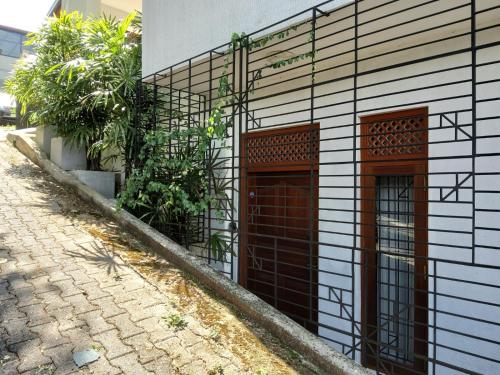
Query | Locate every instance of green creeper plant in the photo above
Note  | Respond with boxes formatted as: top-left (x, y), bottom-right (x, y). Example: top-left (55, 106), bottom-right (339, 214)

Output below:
top-left (118, 25), bottom-right (315, 261)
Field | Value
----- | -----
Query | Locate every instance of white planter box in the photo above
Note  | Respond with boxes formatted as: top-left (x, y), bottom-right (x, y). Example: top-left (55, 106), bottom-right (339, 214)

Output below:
top-left (50, 137), bottom-right (87, 171)
top-left (70, 170), bottom-right (116, 199)
top-left (35, 126), bottom-right (56, 156)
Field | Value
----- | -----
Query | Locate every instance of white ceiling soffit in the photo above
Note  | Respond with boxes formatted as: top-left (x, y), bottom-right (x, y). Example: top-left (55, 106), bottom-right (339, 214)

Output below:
top-left (101, 0), bottom-right (142, 12)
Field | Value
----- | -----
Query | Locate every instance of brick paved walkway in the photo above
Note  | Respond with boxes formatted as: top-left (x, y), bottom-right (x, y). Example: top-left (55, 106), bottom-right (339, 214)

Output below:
top-left (0, 133), bottom-right (322, 375)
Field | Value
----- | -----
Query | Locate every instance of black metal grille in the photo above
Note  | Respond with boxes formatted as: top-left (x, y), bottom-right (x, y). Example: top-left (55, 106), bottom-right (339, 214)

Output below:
top-left (130, 1), bottom-right (500, 373)
top-left (376, 176), bottom-right (415, 365)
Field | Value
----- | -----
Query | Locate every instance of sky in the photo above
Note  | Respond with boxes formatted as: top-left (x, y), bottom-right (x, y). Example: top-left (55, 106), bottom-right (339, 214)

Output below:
top-left (0, 0), bottom-right (55, 32)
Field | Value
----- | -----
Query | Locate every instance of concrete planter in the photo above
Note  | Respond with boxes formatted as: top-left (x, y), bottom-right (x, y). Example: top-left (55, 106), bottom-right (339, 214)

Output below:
top-left (69, 170), bottom-right (116, 199)
top-left (35, 126), bottom-right (56, 156)
top-left (50, 137), bottom-right (87, 171)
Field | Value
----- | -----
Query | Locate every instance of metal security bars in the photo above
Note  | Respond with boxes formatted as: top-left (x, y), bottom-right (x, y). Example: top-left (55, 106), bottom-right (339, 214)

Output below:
top-left (131, 1), bottom-right (500, 373)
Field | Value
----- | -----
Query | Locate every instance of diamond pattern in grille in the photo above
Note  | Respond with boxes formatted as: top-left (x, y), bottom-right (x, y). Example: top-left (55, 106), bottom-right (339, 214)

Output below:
top-left (367, 116), bottom-right (426, 157)
top-left (246, 128), bottom-right (319, 167)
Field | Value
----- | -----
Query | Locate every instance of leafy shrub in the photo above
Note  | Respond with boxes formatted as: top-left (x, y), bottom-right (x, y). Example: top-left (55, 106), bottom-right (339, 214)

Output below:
top-left (5, 11), bottom-right (141, 170)
top-left (117, 118), bottom-right (232, 260)
top-left (117, 34), bottom-right (241, 261)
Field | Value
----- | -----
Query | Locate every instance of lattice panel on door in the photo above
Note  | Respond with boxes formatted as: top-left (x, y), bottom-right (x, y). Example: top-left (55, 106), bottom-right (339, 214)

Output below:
top-left (365, 114), bottom-right (426, 159)
top-left (246, 126), bottom-right (319, 169)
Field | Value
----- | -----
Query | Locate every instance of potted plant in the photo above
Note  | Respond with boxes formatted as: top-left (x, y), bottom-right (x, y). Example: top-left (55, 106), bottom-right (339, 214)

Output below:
top-left (6, 11), bottom-right (141, 198)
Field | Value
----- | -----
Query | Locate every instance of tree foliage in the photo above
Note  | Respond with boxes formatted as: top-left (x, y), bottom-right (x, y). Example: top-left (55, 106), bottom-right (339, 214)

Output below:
top-left (5, 11), bottom-right (141, 170)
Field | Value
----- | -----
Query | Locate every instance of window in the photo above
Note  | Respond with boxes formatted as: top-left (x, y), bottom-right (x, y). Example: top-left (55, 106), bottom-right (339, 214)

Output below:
top-left (361, 107), bottom-right (428, 373)
top-left (0, 29), bottom-right (26, 58)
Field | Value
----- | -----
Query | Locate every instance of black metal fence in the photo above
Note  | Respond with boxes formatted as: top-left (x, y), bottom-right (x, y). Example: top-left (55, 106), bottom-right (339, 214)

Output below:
top-left (130, 1), bottom-right (500, 373)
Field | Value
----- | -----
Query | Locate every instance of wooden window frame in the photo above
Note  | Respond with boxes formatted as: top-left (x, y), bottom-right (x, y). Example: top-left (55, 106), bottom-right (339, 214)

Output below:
top-left (360, 107), bottom-right (428, 374)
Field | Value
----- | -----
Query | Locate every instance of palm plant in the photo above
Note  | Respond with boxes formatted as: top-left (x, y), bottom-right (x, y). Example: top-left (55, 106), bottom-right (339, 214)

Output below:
top-left (5, 11), bottom-right (141, 170)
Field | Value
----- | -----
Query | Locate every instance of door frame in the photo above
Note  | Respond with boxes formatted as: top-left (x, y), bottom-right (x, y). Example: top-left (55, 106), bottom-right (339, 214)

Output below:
top-left (360, 108), bottom-right (428, 373)
top-left (239, 123), bottom-right (319, 327)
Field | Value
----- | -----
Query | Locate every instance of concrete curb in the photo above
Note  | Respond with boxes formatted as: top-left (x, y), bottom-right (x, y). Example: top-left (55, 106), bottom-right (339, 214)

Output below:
top-left (6, 130), bottom-right (372, 375)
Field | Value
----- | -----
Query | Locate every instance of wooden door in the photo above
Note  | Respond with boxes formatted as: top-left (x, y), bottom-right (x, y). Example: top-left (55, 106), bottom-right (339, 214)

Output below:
top-left (240, 124), bottom-right (319, 332)
top-left (361, 108), bottom-right (428, 374)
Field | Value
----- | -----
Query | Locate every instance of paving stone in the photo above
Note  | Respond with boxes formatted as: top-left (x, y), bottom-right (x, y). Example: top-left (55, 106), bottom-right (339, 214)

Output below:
top-left (10, 253), bottom-right (37, 267)
top-left (59, 241), bottom-right (81, 252)
top-left (47, 270), bottom-right (72, 283)
top-left (188, 341), bottom-right (229, 368)
top-left (0, 282), bottom-right (14, 302)
top-left (93, 329), bottom-right (133, 360)
top-left (52, 279), bottom-right (82, 298)
top-left (143, 356), bottom-right (178, 374)
top-left (63, 293), bottom-right (99, 315)
top-left (92, 271), bottom-right (125, 290)
top-left (171, 347), bottom-right (195, 369)
top-left (101, 285), bottom-right (135, 304)
top-left (123, 333), bottom-right (164, 364)
top-left (27, 275), bottom-right (58, 294)
top-left (110, 353), bottom-right (151, 375)
top-left (59, 327), bottom-right (94, 353)
top-left (155, 337), bottom-right (184, 360)
top-left (179, 359), bottom-right (207, 374)
top-left (1, 318), bottom-right (36, 345)
top-left (10, 338), bottom-right (52, 373)
top-left (19, 303), bottom-right (53, 327)
top-left (31, 322), bottom-right (70, 350)
top-left (124, 289), bottom-right (163, 309)
top-left (131, 302), bottom-right (169, 323)
top-left (108, 313), bottom-right (144, 339)
top-left (66, 269), bottom-right (94, 285)
top-left (0, 299), bottom-right (26, 321)
top-left (44, 343), bottom-right (78, 375)
top-left (79, 310), bottom-right (114, 336)
top-left (135, 317), bottom-right (174, 343)
top-left (78, 282), bottom-right (110, 301)
top-left (91, 296), bottom-right (126, 318)
top-left (114, 276), bottom-right (147, 293)
top-left (0, 138), bottom-right (317, 375)
top-left (50, 307), bottom-right (86, 332)
top-left (83, 356), bottom-right (122, 375)
top-left (6, 275), bottom-right (32, 291)
top-left (38, 290), bottom-right (71, 312)
top-left (0, 357), bottom-right (21, 375)
top-left (32, 255), bottom-right (58, 269)
top-left (176, 328), bottom-right (204, 349)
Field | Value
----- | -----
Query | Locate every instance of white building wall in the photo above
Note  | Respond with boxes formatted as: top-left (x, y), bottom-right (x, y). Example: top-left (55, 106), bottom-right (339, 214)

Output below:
top-left (142, 0), bottom-right (500, 373)
top-left (61, 0), bottom-right (138, 19)
top-left (240, 4), bottom-right (499, 372)
top-left (142, 0), bottom-right (352, 78)
top-left (61, 0), bottom-right (101, 17)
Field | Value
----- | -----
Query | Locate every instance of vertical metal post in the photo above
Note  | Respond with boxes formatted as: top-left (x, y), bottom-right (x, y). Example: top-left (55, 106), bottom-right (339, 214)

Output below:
top-left (208, 51), bottom-right (213, 264)
top-left (188, 59), bottom-right (192, 143)
top-left (432, 259), bottom-right (437, 374)
top-left (232, 39), bottom-right (243, 280)
top-left (168, 67), bottom-right (173, 157)
top-left (238, 37), bottom-right (250, 284)
top-left (234, 38), bottom-right (245, 280)
top-left (352, 0), bottom-right (359, 360)
top-left (274, 236), bottom-right (278, 307)
top-left (471, 0), bottom-right (476, 264)
top-left (127, 79), bottom-right (141, 177)
top-left (153, 73), bottom-right (158, 131)
top-left (309, 7), bottom-right (317, 330)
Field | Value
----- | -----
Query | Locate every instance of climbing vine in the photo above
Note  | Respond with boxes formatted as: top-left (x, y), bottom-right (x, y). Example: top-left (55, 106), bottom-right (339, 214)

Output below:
top-left (119, 22), bottom-right (316, 262)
